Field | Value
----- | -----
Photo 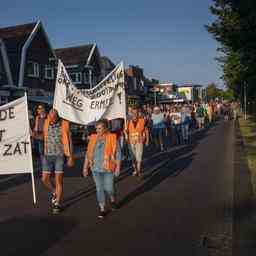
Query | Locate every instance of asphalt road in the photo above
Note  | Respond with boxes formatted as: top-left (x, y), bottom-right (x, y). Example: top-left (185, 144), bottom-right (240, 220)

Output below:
top-left (0, 120), bottom-right (235, 256)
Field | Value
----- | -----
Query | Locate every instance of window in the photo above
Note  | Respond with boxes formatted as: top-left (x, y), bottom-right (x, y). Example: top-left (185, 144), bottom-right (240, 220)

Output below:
top-left (44, 65), bottom-right (54, 79)
top-left (69, 72), bottom-right (82, 84)
top-left (84, 71), bottom-right (90, 83)
top-left (27, 62), bottom-right (40, 78)
top-left (0, 96), bottom-right (8, 105)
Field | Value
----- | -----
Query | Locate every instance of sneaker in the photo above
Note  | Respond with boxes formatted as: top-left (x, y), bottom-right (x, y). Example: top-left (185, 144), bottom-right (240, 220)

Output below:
top-left (98, 210), bottom-right (107, 219)
top-left (51, 193), bottom-right (57, 205)
top-left (110, 201), bottom-right (118, 211)
top-left (52, 204), bottom-right (61, 215)
top-left (132, 171), bottom-right (138, 176)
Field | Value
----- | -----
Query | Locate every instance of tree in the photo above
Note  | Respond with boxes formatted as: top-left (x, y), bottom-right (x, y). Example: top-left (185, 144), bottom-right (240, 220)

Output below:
top-left (206, 83), bottom-right (222, 100)
top-left (207, 0), bottom-right (256, 100)
top-left (220, 89), bottom-right (235, 101)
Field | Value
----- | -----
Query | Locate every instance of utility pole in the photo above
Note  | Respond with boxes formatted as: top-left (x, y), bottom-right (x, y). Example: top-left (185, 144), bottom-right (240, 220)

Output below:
top-left (244, 83), bottom-right (247, 120)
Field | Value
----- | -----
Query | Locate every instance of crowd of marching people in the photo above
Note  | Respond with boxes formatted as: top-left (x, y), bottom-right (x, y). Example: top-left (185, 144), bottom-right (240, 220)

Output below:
top-left (29, 100), bottom-right (240, 217)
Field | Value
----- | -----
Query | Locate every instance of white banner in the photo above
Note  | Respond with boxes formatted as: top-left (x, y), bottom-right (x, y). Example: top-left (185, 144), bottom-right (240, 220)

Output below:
top-left (0, 96), bottom-right (33, 175)
top-left (53, 60), bottom-right (126, 125)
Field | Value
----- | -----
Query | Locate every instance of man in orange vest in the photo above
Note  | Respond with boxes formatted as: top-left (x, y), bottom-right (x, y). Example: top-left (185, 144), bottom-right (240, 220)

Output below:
top-left (83, 119), bottom-right (121, 219)
top-left (41, 109), bottom-right (74, 214)
top-left (126, 108), bottom-right (149, 178)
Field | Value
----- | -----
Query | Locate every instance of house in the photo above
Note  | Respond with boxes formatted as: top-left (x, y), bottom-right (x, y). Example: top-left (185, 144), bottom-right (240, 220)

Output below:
top-left (125, 65), bottom-right (145, 106)
top-left (147, 82), bottom-right (180, 104)
top-left (177, 84), bottom-right (206, 102)
top-left (0, 21), bottom-right (57, 97)
top-left (100, 56), bottom-right (115, 78)
top-left (55, 44), bottom-right (102, 89)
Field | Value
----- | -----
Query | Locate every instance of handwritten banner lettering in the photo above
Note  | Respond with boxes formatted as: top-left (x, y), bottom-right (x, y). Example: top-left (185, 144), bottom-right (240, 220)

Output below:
top-left (53, 60), bottom-right (126, 125)
top-left (0, 96), bottom-right (33, 174)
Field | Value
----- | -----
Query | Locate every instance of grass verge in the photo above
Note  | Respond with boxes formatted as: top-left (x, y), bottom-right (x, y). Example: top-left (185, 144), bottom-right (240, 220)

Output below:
top-left (239, 116), bottom-right (256, 196)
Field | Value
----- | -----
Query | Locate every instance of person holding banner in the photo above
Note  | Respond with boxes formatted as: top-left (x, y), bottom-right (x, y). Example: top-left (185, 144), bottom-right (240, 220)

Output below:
top-left (83, 119), bottom-right (121, 219)
top-left (126, 108), bottom-right (149, 178)
top-left (41, 109), bottom-right (74, 214)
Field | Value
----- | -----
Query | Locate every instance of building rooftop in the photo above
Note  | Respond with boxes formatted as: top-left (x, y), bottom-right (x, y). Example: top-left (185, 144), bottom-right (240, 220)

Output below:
top-left (0, 22), bottom-right (36, 40)
top-left (55, 44), bottom-right (95, 66)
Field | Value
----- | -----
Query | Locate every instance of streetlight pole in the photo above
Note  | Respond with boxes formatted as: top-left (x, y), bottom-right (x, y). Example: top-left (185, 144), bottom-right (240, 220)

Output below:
top-left (244, 83), bottom-right (247, 120)
top-left (89, 69), bottom-right (92, 89)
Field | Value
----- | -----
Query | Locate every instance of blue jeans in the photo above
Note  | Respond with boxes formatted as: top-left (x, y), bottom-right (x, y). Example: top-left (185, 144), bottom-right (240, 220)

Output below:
top-left (34, 139), bottom-right (44, 155)
top-left (92, 171), bottom-right (115, 207)
top-left (172, 125), bottom-right (181, 145)
top-left (34, 139), bottom-right (44, 172)
top-left (181, 124), bottom-right (189, 143)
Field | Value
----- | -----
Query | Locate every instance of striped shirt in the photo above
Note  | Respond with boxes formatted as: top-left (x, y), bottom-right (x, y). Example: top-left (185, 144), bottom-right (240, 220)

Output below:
top-left (46, 122), bottom-right (64, 156)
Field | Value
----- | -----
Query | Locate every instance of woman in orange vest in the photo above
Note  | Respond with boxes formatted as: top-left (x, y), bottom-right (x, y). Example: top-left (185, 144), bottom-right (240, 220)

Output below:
top-left (83, 119), bottom-right (121, 219)
top-left (41, 109), bottom-right (74, 214)
top-left (126, 108), bottom-right (149, 178)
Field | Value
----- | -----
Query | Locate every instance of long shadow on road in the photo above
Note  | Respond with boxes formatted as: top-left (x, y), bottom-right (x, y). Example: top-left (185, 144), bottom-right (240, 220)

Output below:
top-left (118, 152), bottom-right (195, 208)
top-left (0, 216), bottom-right (77, 256)
top-left (62, 123), bottom-right (214, 210)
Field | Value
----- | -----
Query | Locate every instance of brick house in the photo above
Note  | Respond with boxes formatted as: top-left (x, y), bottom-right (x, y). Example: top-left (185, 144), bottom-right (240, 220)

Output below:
top-left (0, 21), bottom-right (57, 96)
top-left (125, 65), bottom-right (146, 106)
top-left (55, 44), bottom-right (102, 89)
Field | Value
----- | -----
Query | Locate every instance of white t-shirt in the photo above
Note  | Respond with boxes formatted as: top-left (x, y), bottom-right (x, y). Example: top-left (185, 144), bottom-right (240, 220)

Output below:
top-left (169, 112), bottom-right (181, 125)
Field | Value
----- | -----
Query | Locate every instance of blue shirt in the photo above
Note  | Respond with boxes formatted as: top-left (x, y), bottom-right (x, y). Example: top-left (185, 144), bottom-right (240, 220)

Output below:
top-left (151, 113), bottom-right (166, 129)
top-left (92, 138), bottom-right (121, 173)
top-left (181, 112), bottom-right (190, 125)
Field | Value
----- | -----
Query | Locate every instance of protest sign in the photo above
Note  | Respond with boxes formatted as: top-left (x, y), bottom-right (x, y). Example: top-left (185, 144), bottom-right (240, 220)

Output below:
top-left (0, 95), bottom-right (36, 203)
top-left (53, 60), bottom-right (126, 125)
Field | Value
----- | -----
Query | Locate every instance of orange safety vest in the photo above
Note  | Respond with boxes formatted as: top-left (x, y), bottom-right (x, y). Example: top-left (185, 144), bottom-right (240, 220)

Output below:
top-left (86, 132), bottom-right (117, 172)
top-left (127, 118), bottom-right (146, 144)
top-left (43, 118), bottom-right (72, 157)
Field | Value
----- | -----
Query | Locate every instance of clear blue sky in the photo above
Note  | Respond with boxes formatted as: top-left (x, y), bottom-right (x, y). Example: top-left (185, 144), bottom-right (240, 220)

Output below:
top-left (0, 0), bottom-right (222, 87)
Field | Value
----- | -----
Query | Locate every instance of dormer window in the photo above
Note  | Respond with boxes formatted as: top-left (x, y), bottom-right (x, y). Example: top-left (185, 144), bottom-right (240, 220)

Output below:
top-left (69, 72), bottom-right (82, 84)
top-left (27, 61), bottom-right (40, 78)
top-left (44, 65), bottom-right (54, 79)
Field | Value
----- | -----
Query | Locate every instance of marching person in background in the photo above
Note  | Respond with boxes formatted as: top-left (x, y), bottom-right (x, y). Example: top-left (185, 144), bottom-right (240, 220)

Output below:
top-left (41, 109), bottom-right (74, 214)
top-left (126, 108), bottom-right (149, 178)
top-left (231, 101), bottom-right (239, 120)
top-left (110, 118), bottom-right (125, 160)
top-left (169, 107), bottom-right (182, 145)
top-left (33, 105), bottom-right (47, 172)
top-left (180, 106), bottom-right (191, 144)
top-left (196, 103), bottom-right (206, 130)
top-left (151, 106), bottom-right (166, 151)
top-left (83, 119), bottom-right (121, 219)
top-left (207, 102), bottom-right (214, 125)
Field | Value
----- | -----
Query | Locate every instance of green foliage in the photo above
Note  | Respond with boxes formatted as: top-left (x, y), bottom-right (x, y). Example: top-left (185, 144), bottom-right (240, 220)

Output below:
top-left (206, 83), bottom-right (222, 100)
top-left (179, 91), bottom-right (186, 98)
top-left (220, 88), bottom-right (235, 100)
top-left (207, 0), bottom-right (256, 99)
top-left (206, 82), bottom-right (234, 101)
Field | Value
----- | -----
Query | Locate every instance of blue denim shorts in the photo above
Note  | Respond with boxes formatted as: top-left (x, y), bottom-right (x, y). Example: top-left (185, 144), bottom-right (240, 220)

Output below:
top-left (42, 155), bottom-right (64, 173)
